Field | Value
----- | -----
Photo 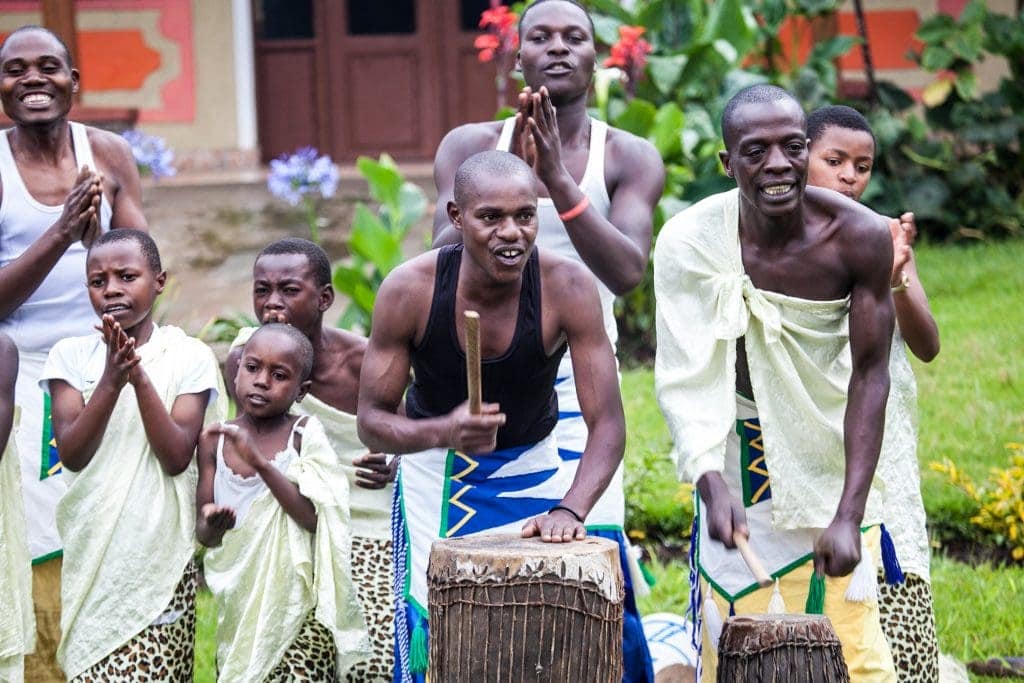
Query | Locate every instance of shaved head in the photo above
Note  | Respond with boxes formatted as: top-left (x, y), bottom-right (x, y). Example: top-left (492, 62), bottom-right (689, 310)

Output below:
top-left (453, 151), bottom-right (536, 207)
top-left (248, 323), bottom-right (315, 381)
top-left (721, 84), bottom-right (803, 150)
top-left (0, 25), bottom-right (73, 68)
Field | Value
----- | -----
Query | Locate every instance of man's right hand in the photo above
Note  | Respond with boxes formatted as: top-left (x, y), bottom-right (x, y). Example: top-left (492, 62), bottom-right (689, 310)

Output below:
top-left (697, 471), bottom-right (748, 549)
top-left (58, 166), bottom-right (102, 244)
top-left (446, 401), bottom-right (505, 453)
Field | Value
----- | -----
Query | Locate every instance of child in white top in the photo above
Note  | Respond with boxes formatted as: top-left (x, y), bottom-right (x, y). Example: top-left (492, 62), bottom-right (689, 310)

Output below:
top-left (197, 323), bottom-right (368, 681)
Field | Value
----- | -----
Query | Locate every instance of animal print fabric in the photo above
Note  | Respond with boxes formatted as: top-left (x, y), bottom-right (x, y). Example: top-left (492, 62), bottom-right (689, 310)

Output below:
top-left (344, 536), bottom-right (393, 682)
top-left (877, 571), bottom-right (940, 683)
top-left (69, 561), bottom-right (197, 683)
top-left (261, 612), bottom-right (336, 682)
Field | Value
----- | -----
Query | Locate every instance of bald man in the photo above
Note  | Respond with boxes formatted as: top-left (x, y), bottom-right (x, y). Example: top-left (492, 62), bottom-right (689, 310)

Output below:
top-left (359, 151), bottom-right (651, 681)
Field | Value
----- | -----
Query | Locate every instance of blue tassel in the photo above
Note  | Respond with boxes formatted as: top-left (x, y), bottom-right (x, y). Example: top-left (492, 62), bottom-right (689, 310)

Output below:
top-left (880, 524), bottom-right (905, 585)
top-left (728, 601), bottom-right (736, 617)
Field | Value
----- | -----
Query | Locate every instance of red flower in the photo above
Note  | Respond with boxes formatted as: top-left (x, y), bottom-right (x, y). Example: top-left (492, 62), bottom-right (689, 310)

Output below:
top-left (603, 25), bottom-right (653, 84)
top-left (476, 1), bottom-right (519, 63)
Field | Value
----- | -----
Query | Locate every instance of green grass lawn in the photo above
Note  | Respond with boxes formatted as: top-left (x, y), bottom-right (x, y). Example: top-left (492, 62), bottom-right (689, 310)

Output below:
top-left (193, 240), bottom-right (1024, 679)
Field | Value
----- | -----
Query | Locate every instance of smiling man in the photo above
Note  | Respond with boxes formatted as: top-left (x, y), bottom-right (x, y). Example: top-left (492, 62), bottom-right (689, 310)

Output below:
top-left (357, 151), bottom-right (647, 681)
top-left (654, 85), bottom-right (898, 681)
top-left (0, 25), bottom-right (145, 681)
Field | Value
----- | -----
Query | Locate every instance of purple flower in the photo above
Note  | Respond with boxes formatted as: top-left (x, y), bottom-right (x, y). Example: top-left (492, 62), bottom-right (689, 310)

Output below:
top-left (267, 147), bottom-right (339, 206)
top-left (121, 129), bottom-right (176, 180)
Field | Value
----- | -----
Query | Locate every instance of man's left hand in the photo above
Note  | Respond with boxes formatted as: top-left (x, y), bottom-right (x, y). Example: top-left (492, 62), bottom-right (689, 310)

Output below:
top-left (354, 452), bottom-right (397, 489)
top-left (521, 509), bottom-right (586, 543)
top-left (814, 517), bottom-right (861, 577)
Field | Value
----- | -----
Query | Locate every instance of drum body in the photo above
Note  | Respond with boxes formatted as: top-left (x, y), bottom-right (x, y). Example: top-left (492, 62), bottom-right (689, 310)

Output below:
top-left (427, 534), bottom-right (624, 682)
top-left (716, 614), bottom-right (850, 683)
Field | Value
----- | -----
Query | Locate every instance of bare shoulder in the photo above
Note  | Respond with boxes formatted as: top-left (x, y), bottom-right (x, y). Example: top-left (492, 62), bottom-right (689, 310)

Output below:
top-left (538, 249), bottom-right (599, 303)
top-left (85, 126), bottom-right (135, 167)
top-left (807, 186), bottom-right (890, 274)
top-left (436, 120), bottom-right (504, 159)
top-left (605, 126), bottom-right (665, 182)
top-left (376, 249), bottom-right (439, 309)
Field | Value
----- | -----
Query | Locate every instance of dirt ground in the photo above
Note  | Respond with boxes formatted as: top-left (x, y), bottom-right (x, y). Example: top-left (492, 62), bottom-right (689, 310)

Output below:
top-left (143, 167), bottom-right (436, 335)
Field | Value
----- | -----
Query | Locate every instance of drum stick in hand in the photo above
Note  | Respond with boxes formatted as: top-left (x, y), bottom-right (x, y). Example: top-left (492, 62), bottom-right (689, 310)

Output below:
top-left (733, 531), bottom-right (773, 588)
top-left (464, 311), bottom-right (482, 415)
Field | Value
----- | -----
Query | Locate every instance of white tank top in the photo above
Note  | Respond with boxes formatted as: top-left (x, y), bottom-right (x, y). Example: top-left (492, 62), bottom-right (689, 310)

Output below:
top-left (213, 416), bottom-right (305, 528)
top-left (496, 117), bottom-right (617, 347)
top-left (0, 122), bottom-right (114, 352)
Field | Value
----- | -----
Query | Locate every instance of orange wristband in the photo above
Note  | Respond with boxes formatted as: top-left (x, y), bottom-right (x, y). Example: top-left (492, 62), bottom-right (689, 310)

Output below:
top-left (558, 195), bottom-right (590, 222)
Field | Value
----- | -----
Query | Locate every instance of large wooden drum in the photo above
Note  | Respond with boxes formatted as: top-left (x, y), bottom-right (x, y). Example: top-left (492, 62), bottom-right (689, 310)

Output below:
top-left (717, 614), bottom-right (850, 683)
top-left (427, 534), bottom-right (624, 682)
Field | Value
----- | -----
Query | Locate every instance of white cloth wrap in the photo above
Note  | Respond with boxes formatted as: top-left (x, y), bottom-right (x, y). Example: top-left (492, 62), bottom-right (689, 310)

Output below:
top-left (40, 326), bottom-right (220, 678)
top-left (204, 415), bottom-right (369, 681)
top-left (654, 189), bottom-right (883, 530)
top-left (0, 415), bottom-right (35, 681)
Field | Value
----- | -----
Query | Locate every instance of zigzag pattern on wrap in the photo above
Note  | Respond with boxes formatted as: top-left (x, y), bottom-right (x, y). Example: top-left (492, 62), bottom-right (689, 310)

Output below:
top-left (445, 445), bottom-right (562, 538)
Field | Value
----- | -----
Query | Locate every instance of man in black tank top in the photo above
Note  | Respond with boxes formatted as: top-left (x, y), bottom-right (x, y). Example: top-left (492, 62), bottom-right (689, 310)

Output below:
top-left (358, 151), bottom-right (627, 679)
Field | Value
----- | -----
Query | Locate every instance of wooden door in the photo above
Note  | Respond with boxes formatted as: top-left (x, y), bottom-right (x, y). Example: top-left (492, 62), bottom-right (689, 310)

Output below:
top-left (254, 0), bottom-right (508, 163)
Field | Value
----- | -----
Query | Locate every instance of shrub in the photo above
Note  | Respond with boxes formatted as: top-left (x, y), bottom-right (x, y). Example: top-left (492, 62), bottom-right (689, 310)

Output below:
top-left (930, 442), bottom-right (1024, 562)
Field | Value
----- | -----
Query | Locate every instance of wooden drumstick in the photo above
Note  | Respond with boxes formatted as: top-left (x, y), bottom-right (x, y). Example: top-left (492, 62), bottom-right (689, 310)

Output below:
top-left (464, 311), bottom-right (482, 415)
top-left (733, 531), bottom-right (773, 588)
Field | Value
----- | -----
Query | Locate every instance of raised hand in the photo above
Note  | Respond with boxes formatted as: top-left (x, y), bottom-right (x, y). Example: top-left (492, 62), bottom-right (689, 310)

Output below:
top-left (354, 452), bottom-right (397, 489)
top-left (58, 166), bottom-right (102, 244)
top-left (98, 314), bottom-right (140, 389)
top-left (524, 86), bottom-right (564, 183)
top-left (201, 503), bottom-right (237, 535)
top-left (814, 516), bottom-right (861, 577)
top-left (521, 507), bottom-right (586, 543)
top-left (204, 421), bottom-right (264, 471)
top-left (888, 217), bottom-right (912, 286)
top-left (446, 400), bottom-right (505, 454)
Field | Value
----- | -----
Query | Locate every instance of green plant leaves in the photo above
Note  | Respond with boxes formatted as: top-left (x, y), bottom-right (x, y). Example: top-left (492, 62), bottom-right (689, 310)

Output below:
top-left (356, 155), bottom-right (402, 207)
top-left (614, 98), bottom-right (658, 136)
top-left (701, 0), bottom-right (756, 57)
top-left (646, 54), bottom-right (688, 95)
top-left (650, 103), bottom-right (685, 157)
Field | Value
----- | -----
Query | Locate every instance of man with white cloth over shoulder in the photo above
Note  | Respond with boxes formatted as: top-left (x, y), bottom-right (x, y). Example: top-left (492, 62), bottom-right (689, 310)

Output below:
top-left (654, 84), bottom-right (898, 681)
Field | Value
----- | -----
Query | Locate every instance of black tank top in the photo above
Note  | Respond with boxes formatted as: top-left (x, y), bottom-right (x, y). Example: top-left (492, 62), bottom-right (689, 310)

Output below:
top-left (405, 244), bottom-right (566, 451)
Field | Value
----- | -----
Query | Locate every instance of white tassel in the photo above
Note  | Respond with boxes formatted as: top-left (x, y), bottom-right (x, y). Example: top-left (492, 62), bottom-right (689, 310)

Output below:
top-left (767, 579), bottom-right (786, 614)
top-left (626, 542), bottom-right (651, 598)
top-left (845, 535), bottom-right (879, 603)
top-left (703, 596), bottom-right (724, 651)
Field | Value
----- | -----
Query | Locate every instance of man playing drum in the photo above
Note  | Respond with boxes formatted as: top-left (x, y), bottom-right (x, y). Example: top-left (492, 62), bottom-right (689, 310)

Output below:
top-left (358, 151), bottom-right (651, 681)
top-left (654, 85), bottom-right (898, 681)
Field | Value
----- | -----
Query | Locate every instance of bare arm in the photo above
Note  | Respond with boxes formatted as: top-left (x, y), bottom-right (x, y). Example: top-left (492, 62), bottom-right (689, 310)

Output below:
top-left (205, 421), bottom-right (317, 532)
top-left (816, 217), bottom-right (895, 576)
top-left (0, 167), bottom-right (101, 319)
top-left (889, 214), bottom-right (939, 362)
top-left (431, 123), bottom-right (499, 248)
top-left (92, 129), bottom-right (148, 230)
top-left (519, 88), bottom-right (665, 294)
top-left (522, 262), bottom-right (624, 542)
top-left (130, 365), bottom-right (208, 476)
top-left (356, 264), bottom-right (505, 454)
top-left (195, 430), bottom-right (236, 547)
top-left (0, 335), bottom-right (17, 461)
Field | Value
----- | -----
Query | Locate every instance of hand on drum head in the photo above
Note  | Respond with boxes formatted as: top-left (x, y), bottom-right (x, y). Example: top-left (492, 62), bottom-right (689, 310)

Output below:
top-left (697, 471), bottom-right (748, 549)
top-left (814, 517), bottom-right (861, 577)
top-left (521, 510), bottom-right (586, 543)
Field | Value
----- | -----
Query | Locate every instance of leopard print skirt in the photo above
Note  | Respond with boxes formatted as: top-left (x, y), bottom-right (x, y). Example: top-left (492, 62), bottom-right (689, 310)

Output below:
top-left (877, 571), bottom-right (940, 683)
top-left (70, 560), bottom-right (197, 683)
top-left (343, 536), bottom-right (394, 682)
top-left (262, 612), bottom-right (337, 682)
